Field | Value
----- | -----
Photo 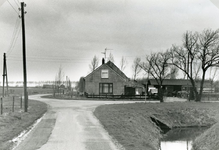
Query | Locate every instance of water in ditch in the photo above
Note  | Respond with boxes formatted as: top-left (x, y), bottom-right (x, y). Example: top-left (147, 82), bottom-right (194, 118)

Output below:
top-left (159, 127), bottom-right (209, 150)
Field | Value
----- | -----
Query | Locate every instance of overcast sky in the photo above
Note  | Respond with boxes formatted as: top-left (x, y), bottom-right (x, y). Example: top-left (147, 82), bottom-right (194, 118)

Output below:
top-left (0, 0), bottom-right (219, 82)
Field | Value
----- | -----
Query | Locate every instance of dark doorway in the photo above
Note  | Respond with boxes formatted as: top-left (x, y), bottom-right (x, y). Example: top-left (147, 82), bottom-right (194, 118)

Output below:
top-left (124, 86), bottom-right (135, 95)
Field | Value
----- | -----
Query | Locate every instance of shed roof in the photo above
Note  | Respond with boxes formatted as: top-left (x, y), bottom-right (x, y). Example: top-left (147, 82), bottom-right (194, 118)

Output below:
top-left (147, 79), bottom-right (212, 88)
top-left (148, 79), bottom-right (192, 86)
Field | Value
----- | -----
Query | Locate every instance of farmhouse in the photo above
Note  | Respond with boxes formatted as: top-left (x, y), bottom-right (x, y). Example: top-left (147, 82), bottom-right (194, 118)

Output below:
top-left (83, 60), bottom-right (143, 97)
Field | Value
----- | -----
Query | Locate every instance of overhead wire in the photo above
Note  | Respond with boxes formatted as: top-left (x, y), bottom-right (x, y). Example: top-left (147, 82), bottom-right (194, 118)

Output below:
top-left (7, 25), bottom-right (21, 56)
top-left (7, 0), bottom-right (19, 15)
top-left (6, 16), bottom-right (21, 56)
top-left (7, 57), bottom-right (91, 63)
top-left (7, 59), bottom-right (91, 64)
top-left (13, 0), bottom-right (19, 7)
top-left (7, 55), bottom-right (91, 64)
top-left (7, 54), bottom-right (137, 63)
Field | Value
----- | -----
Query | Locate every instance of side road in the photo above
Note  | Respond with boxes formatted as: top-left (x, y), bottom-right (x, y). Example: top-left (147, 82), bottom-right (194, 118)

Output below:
top-left (14, 95), bottom-right (140, 150)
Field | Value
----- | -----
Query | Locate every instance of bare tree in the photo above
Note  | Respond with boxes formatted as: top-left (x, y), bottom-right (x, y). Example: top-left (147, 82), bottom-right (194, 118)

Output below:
top-left (108, 52), bottom-right (114, 63)
top-left (57, 65), bottom-right (65, 85)
top-left (169, 66), bottom-right (178, 79)
top-left (89, 55), bottom-right (99, 72)
top-left (54, 65), bottom-right (65, 96)
top-left (170, 29), bottom-right (219, 101)
top-left (139, 51), bottom-right (171, 102)
top-left (193, 59), bottom-right (201, 80)
top-left (209, 67), bottom-right (218, 93)
top-left (120, 56), bottom-right (127, 71)
top-left (132, 57), bottom-right (141, 80)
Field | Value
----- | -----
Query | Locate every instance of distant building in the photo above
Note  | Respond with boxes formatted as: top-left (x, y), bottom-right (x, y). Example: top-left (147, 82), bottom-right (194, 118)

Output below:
top-left (83, 60), bottom-right (143, 96)
top-left (146, 79), bottom-right (215, 96)
top-left (42, 84), bottom-right (54, 89)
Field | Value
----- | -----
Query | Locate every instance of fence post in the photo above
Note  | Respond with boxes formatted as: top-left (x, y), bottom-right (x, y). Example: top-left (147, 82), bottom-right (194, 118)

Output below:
top-left (12, 96), bottom-right (15, 112)
top-left (1, 97), bottom-right (3, 115)
top-left (20, 95), bottom-right (22, 109)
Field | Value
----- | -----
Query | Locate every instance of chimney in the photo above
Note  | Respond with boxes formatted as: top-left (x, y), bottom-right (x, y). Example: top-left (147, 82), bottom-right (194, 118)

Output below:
top-left (102, 58), bottom-right (105, 65)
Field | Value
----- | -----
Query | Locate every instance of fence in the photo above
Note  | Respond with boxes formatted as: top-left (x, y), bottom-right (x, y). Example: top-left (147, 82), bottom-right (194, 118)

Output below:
top-left (0, 95), bottom-right (23, 115)
top-left (86, 94), bottom-right (147, 99)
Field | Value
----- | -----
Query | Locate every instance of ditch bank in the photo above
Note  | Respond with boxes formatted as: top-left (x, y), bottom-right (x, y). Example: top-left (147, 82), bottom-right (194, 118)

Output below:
top-left (94, 102), bottom-right (219, 150)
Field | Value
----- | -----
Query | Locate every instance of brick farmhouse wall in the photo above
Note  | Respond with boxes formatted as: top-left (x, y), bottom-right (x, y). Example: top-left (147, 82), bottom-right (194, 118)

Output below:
top-left (85, 65), bottom-right (129, 95)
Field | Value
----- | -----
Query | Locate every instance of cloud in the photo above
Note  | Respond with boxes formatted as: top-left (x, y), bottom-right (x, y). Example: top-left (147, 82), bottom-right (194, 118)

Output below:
top-left (1, 0), bottom-right (219, 81)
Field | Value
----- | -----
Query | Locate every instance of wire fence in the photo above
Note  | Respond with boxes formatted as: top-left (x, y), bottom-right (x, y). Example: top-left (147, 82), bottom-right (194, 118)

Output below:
top-left (0, 95), bottom-right (24, 115)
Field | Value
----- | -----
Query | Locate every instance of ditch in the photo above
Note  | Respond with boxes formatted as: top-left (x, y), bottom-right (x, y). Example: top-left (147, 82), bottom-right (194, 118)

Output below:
top-left (150, 117), bottom-right (210, 150)
top-left (160, 127), bottom-right (209, 150)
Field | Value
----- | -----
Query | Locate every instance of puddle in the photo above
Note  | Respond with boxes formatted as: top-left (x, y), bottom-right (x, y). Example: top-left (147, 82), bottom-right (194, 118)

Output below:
top-left (159, 127), bottom-right (209, 150)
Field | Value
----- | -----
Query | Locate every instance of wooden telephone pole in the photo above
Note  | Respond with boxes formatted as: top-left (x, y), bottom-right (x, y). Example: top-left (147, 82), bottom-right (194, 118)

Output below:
top-left (20, 2), bottom-right (28, 112)
top-left (2, 53), bottom-right (9, 97)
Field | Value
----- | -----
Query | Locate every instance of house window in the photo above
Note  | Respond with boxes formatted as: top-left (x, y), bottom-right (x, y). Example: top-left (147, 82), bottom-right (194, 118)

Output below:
top-left (101, 69), bottom-right (109, 78)
top-left (99, 83), bottom-right (113, 94)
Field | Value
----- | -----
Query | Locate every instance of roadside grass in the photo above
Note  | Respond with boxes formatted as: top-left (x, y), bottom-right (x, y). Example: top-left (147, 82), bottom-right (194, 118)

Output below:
top-left (0, 100), bottom-right (47, 150)
top-left (94, 102), bottom-right (219, 150)
top-left (0, 87), bottom-right (50, 150)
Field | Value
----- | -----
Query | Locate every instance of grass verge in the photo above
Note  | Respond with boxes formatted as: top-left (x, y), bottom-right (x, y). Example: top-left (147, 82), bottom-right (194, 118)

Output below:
top-left (94, 102), bottom-right (219, 150)
top-left (0, 100), bottom-right (47, 150)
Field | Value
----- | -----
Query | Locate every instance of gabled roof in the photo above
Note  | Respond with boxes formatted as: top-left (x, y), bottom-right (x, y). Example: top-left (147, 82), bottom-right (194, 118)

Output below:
top-left (84, 61), bottom-right (129, 80)
top-left (105, 61), bottom-right (129, 80)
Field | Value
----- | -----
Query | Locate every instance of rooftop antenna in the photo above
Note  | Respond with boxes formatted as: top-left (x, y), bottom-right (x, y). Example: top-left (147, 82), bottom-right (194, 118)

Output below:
top-left (101, 48), bottom-right (113, 60)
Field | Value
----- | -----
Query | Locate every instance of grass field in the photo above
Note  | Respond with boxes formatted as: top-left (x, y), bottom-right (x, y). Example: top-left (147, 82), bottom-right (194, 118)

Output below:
top-left (94, 102), bottom-right (219, 150)
top-left (0, 87), bottom-right (53, 96)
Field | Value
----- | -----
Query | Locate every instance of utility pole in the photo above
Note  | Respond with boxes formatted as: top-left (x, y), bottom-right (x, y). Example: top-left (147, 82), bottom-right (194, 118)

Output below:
top-left (20, 2), bottom-right (28, 112)
top-left (2, 53), bottom-right (8, 97)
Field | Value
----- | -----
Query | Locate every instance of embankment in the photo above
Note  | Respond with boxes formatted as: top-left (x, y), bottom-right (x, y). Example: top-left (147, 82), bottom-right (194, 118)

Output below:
top-left (94, 102), bottom-right (219, 150)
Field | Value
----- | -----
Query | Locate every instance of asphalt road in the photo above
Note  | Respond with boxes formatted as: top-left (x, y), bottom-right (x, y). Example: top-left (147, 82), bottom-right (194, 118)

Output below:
top-left (14, 95), bottom-right (139, 150)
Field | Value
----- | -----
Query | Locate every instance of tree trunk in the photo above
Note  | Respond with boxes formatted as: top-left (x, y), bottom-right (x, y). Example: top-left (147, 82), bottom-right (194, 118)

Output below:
top-left (197, 70), bottom-right (206, 102)
top-left (158, 87), bottom-right (164, 102)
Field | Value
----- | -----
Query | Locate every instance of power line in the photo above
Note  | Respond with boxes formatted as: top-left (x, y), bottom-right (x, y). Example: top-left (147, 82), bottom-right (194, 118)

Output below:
top-left (7, 26), bottom-right (21, 56)
top-left (7, 16), bottom-right (21, 56)
top-left (13, 0), bottom-right (20, 7)
top-left (7, 0), bottom-right (19, 15)
top-left (7, 58), bottom-right (90, 63)
top-left (8, 55), bottom-right (92, 60)
top-left (7, 57), bottom-right (91, 64)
